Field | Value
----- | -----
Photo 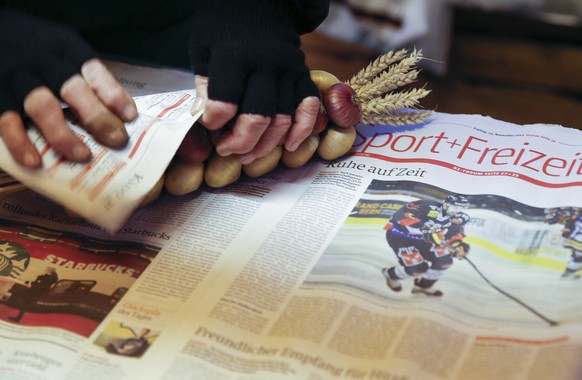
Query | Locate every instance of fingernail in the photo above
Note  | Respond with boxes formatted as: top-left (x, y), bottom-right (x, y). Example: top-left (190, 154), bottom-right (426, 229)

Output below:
top-left (190, 97), bottom-right (207, 116)
top-left (288, 140), bottom-right (301, 152)
top-left (216, 146), bottom-right (231, 157)
top-left (123, 104), bottom-right (137, 121)
top-left (23, 151), bottom-right (39, 168)
top-left (107, 128), bottom-right (129, 149)
top-left (241, 156), bottom-right (254, 165)
top-left (72, 144), bottom-right (91, 162)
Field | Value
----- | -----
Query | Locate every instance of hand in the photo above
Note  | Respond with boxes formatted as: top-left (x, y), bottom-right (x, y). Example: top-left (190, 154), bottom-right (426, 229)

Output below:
top-left (0, 10), bottom-right (137, 168)
top-left (423, 230), bottom-right (445, 245)
top-left (192, 76), bottom-right (319, 164)
top-left (188, 0), bottom-right (320, 165)
top-left (451, 242), bottom-right (470, 258)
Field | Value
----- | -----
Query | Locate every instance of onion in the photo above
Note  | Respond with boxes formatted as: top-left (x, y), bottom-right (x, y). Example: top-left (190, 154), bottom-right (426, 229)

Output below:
top-left (317, 125), bottom-right (357, 160)
top-left (243, 145), bottom-right (283, 178)
top-left (176, 122), bottom-right (213, 164)
top-left (139, 175), bottom-right (165, 207)
top-left (165, 159), bottom-right (205, 195)
top-left (204, 153), bottom-right (242, 188)
top-left (322, 82), bottom-right (361, 128)
top-left (282, 135), bottom-right (320, 168)
top-left (310, 70), bottom-right (341, 94)
top-left (312, 97), bottom-right (328, 135)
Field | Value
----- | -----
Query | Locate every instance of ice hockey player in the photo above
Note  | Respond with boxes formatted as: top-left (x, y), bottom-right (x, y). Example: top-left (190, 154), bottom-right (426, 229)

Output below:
top-left (544, 207), bottom-right (582, 279)
top-left (381, 194), bottom-right (471, 296)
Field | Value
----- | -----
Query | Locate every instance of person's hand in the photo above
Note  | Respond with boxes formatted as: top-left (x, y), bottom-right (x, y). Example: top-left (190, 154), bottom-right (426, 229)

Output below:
top-left (451, 241), bottom-right (470, 258)
top-left (0, 10), bottom-right (137, 168)
top-left (188, 0), bottom-right (320, 165)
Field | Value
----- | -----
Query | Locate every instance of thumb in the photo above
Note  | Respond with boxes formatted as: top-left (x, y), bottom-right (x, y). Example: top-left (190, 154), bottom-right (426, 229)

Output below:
top-left (194, 75), bottom-right (209, 100)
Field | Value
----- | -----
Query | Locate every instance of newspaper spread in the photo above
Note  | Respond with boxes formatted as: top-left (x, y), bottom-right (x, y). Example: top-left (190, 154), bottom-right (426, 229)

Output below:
top-left (0, 64), bottom-right (582, 380)
top-left (0, 62), bottom-right (202, 231)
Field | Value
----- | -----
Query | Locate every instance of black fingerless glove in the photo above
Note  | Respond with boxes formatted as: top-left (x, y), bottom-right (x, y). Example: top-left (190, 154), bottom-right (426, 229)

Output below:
top-left (189, 0), bottom-right (319, 117)
top-left (0, 9), bottom-right (96, 114)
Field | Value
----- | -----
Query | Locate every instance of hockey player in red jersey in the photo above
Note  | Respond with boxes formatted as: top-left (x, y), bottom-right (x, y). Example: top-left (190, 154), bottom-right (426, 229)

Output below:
top-left (381, 194), bottom-right (471, 296)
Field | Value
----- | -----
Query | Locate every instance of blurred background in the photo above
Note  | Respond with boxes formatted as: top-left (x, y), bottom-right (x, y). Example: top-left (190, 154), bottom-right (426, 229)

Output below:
top-left (302, 0), bottom-right (582, 129)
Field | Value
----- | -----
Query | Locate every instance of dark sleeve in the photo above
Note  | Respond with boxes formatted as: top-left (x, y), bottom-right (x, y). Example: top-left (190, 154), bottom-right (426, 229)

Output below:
top-left (289, 0), bottom-right (330, 34)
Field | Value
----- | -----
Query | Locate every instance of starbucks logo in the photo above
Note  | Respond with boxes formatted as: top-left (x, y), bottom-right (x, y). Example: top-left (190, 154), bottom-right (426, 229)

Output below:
top-left (0, 241), bottom-right (30, 278)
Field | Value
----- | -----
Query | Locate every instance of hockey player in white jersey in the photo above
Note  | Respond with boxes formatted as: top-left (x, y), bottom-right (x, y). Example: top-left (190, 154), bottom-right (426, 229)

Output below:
top-left (545, 207), bottom-right (582, 278)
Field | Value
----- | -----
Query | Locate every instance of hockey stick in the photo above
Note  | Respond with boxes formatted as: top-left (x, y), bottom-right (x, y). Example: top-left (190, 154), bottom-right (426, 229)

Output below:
top-left (460, 256), bottom-right (559, 327)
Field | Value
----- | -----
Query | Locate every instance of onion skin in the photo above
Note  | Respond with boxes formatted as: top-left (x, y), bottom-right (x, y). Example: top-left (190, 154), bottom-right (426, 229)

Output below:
top-left (165, 159), bottom-right (205, 196)
top-left (310, 70), bottom-right (341, 94)
top-left (323, 82), bottom-right (361, 128)
top-left (243, 145), bottom-right (283, 178)
top-left (317, 125), bottom-right (357, 160)
top-left (312, 98), bottom-right (329, 135)
top-left (204, 153), bottom-right (242, 188)
top-left (282, 135), bottom-right (320, 168)
top-left (176, 122), bottom-right (213, 164)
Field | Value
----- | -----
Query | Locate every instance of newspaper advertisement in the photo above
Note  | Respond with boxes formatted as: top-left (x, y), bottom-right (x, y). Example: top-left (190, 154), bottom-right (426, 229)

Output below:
top-left (0, 63), bottom-right (581, 379)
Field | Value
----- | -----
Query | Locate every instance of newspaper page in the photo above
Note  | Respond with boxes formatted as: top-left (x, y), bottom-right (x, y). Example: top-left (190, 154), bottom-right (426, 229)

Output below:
top-left (0, 63), bottom-right (201, 232)
top-left (1, 61), bottom-right (581, 379)
top-left (130, 114), bottom-right (581, 380)
top-left (1, 103), bottom-right (582, 380)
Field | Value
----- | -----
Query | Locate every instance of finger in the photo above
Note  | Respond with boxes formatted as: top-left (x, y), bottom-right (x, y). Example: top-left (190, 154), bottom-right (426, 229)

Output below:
top-left (24, 87), bottom-right (91, 162)
top-left (194, 75), bottom-right (238, 131)
top-left (61, 74), bottom-right (129, 149)
top-left (10, 70), bottom-right (46, 115)
top-left (214, 113), bottom-right (270, 156)
top-left (196, 74), bottom-right (238, 129)
top-left (81, 59), bottom-right (137, 121)
top-left (240, 114), bottom-right (291, 164)
top-left (194, 75), bottom-right (209, 99)
top-left (200, 99), bottom-right (238, 131)
top-left (284, 96), bottom-right (319, 152)
top-left (213, 72), bottom-right (277, 156)
top-left (0, 111), bottom-right (42, 168)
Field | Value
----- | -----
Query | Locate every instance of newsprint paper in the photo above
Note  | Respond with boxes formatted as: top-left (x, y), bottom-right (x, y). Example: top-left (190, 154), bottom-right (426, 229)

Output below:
top-left (0, 61), bottom-right (203, 232)
top-left (0, 65), bottom-right (581, 380)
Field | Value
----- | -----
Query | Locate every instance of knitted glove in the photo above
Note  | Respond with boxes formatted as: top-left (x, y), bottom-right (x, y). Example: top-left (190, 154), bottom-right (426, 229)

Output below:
top-left (189, 0), bottom-right (318, 117)
top-left (0, 9), bottom-right (96, 114)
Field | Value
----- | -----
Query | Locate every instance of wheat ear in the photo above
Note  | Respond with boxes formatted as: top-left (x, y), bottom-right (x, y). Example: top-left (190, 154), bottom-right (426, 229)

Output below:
top-left (361, 88), bottom-right (431, 114)
top-left (361, 110), bottom-right (433, 126)
top-left (356, 51), bottom-right (423, 101)
top-left (347, 48), bottom-right (408, 90)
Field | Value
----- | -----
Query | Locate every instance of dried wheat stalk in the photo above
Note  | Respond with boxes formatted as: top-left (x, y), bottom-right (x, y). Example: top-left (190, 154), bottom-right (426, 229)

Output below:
top-left (349, 49), bottom-right (432, 126)
top-left (356, 51), bottom-right (423, 101)
top-left (361, 110), bottom-right (432, 126)
top-left (347, 48), bottom-right (408, 90)
top-left (361, 88), bottom-right (431, 114)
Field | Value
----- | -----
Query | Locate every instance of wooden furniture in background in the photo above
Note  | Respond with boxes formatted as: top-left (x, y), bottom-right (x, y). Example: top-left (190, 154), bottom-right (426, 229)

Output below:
top-left (302, 6), bottom-right (582, 130)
